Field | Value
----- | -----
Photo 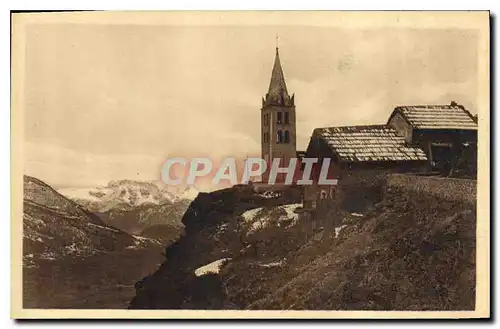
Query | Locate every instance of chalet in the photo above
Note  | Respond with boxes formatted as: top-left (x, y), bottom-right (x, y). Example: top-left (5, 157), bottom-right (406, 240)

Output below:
top-left (387, 101), bottom-right (478, 177)
top-left (303, 101), bottom-right (478, 214)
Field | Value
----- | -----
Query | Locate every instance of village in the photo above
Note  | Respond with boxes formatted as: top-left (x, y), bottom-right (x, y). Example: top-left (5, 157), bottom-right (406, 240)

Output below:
top-left (14, 11), bottom-right (487, 316)
top-left (250, 45), bottom-right (478, 216)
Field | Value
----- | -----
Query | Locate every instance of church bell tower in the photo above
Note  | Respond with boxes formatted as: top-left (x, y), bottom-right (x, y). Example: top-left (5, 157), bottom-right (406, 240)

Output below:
top-left (261, 46), bottom-right (297, 181)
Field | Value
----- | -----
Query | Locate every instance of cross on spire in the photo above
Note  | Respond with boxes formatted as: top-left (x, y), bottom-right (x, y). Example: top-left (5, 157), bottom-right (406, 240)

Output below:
top-left (276, 33), bottom-right (279, 49)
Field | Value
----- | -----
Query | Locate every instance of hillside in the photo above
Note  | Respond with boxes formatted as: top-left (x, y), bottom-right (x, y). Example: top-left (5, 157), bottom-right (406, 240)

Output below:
top-left (129, 181), bottom-right (476, 310)
top-left (22, 175), bottom-right (165, 308)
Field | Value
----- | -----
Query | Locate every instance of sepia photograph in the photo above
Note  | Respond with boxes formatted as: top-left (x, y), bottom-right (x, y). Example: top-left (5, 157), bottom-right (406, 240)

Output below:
top-left (10, 10), bottom-right (490, 319)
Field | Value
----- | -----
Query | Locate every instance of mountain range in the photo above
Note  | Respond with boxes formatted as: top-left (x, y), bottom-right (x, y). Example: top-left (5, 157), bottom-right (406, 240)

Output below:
top-left (57, 180), bottom-right (197, 236)
top-left (22, 175), bottom-right (187, 308)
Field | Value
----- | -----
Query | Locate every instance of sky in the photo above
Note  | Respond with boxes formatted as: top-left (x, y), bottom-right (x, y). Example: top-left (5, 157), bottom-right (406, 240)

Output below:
top-left (20, 15), bottom-right (481, 189)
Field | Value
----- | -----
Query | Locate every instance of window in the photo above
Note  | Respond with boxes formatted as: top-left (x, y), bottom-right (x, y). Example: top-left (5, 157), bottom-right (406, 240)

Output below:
top-left (264, 132), bottom-right (269, 143)
top-left (284, 130), bottom-right (290, 143)
top-left (277, 112), bottom-right (282, 124)
top-left (284, 111), bottom-right (289, 124)
top-left (263, 114), bottom-right (267, 126)
top-left (277, 130), bottom-right (283, 143)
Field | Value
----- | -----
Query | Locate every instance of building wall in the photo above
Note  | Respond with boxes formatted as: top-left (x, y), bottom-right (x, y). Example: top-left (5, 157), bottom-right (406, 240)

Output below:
top-left (335, 168), bottom-right (398, 212)
top-left (302, 155), bottom-right (340, 208)
top-left (412, 129), bottom-right (477, 176)
top-left (303, 161), bottom-right (427, 213)
top-left (388, 112), bottom-right (413, 143)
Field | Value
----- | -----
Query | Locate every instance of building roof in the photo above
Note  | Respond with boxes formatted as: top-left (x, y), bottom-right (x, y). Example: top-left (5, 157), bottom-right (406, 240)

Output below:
top-left (391, 104), bottom-right (477, 130)
top-left (314, 125), bottom-right (428, 163)
top-left (268, 47), bottom-right (289, 98)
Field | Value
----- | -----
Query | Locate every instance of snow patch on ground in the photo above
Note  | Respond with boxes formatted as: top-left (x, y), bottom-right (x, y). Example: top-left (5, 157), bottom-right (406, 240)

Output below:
top-left (194, 258), bottom-right (231, 277)
top-left (258, 261), bottom-right (283, 268)
top-left (39, 252), bottom-right (57, 260)
top-left (242, 207), bottom-right (263, 222)
top-left (281, 203), bottom-right (301, 227)
top-left (242, 204), bottom-right (302, 235)
top-left (23, 254), bottom-right (37, 268)
top-left (214, 223), bottom-right (230, 239)
top-left (133, 235), bottom-right (150, 241)
top-left (126, 235), bottom-right (161, 250)
top-left (258, 191), bottom-right (282, 199)
top-left (64, 243), bottom-right (92, 255)
top-left (351, 213), bottom-right (364, 217)
top-left (87, 222), bottom-right (120, 233)
top-left (335, 225), bottom-right (348, 238)
top-left (249, 217), bottom-right (270, 233)
top-left (24, 213), bottom-right (45, 227)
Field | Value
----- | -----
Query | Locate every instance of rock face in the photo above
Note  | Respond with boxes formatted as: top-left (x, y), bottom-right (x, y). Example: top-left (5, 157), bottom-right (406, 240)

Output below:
top-left (129, 182), bottom-right (476, 311)
top-left (22, 176), bottom-right (164, 309)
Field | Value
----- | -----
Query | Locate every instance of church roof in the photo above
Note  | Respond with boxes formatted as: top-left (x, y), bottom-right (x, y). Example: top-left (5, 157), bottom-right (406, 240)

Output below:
top-left (312, 125), bottom-right (428, 163)
top-left (267, 47), bottom-right (289, 98)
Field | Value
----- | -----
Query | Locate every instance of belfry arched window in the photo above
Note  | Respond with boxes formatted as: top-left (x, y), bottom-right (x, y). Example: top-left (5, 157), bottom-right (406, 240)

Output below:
top-left (277, 130), bottom-right (283, 144)
top-left (284, 130), bottom-right (290, 143)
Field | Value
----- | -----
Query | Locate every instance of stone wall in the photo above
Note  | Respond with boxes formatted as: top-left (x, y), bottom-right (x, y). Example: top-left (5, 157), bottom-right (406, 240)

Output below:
top-left (386, 174), bottom-right (476, 205)
top-left (336, 169), bottom-right (394, 212)
top-left (304, 170), bottom-right (476, 215)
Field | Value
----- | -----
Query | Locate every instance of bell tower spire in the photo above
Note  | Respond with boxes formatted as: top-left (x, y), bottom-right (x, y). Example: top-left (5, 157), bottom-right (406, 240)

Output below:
top-left (265, 43), bottom-right (293, 107)
top-left (260, 43), bottom-right (297, 183)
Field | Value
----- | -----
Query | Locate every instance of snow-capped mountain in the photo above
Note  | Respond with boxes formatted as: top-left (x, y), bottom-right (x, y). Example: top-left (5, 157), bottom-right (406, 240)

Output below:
top-left (57, 179), bottom-right (198, 236)
top-left (58, 179), bottom-right (199, 213)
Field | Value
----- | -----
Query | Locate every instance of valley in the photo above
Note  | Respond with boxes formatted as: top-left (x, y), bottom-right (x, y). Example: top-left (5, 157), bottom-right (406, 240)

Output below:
top-left (22, 175), bottom-right (190, 309)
